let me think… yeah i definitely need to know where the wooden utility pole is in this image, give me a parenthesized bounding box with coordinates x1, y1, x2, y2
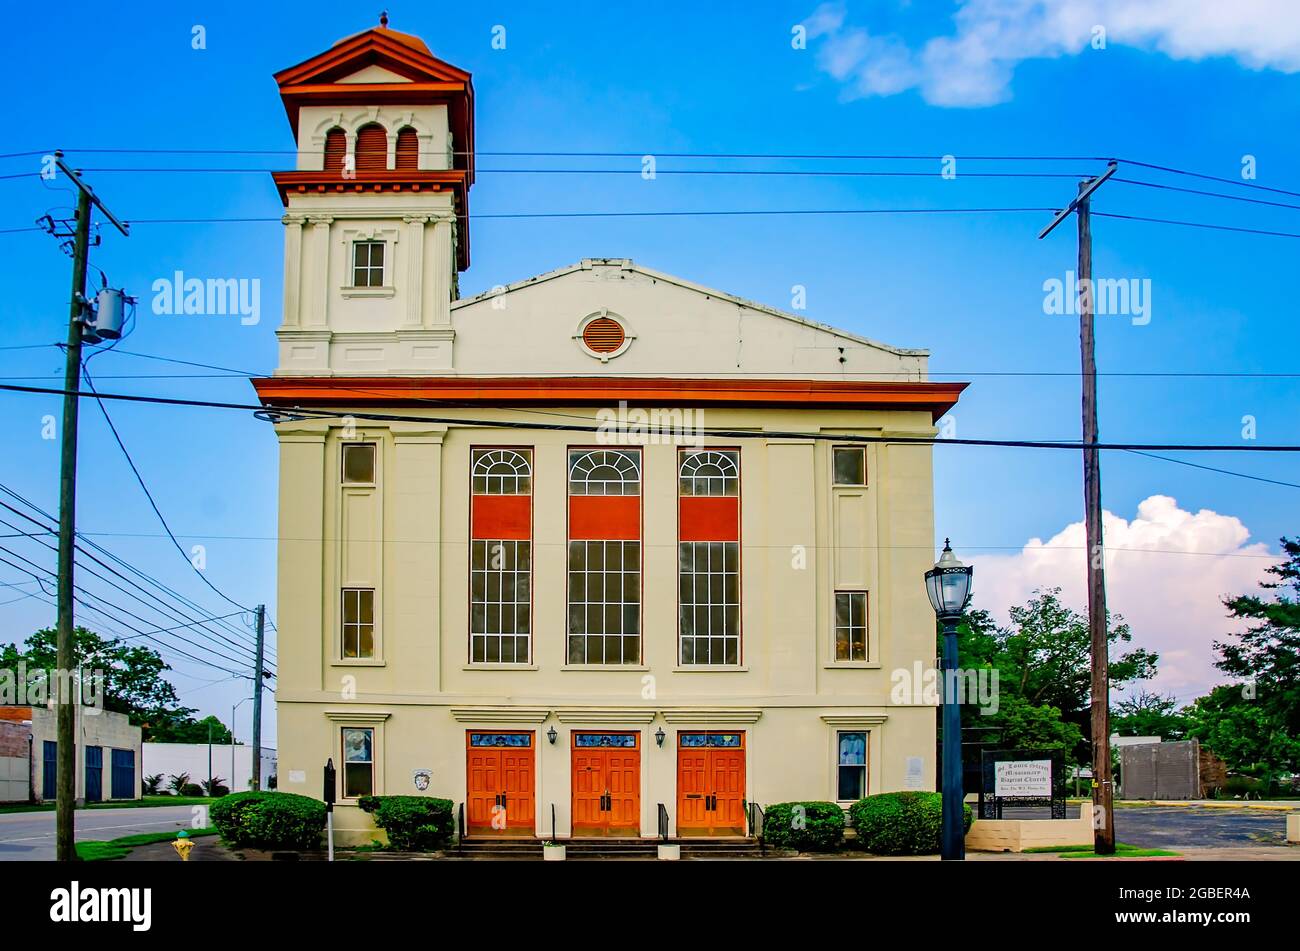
(251, 604, 266, 790)
(48, 153, 129, 861)
(1039, 161, 1117, 854)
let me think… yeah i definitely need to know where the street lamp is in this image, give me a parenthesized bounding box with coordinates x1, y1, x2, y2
(925, 539, 973, 861)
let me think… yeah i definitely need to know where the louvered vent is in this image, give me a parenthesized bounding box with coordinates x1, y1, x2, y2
(323, 128, 346, 172)
(395, 127, 419, 169)
(582, 317, 626, 353)
(355, 123, 388, 171)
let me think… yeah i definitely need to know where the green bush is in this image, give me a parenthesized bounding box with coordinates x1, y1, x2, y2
(849, 791, 973, 856)
(209, 791, 327, 850)
(357, 795, 455, 851)
(761, 801, 845, 852)
(180, 783, 204, 797)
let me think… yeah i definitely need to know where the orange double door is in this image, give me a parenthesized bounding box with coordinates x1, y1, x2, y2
(465, 732, 536, 836)
(676, 733, 746, 836)
(571, 733, 641, 837)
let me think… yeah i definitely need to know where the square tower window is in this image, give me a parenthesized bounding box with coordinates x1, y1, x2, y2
(352, 241, 385, 287)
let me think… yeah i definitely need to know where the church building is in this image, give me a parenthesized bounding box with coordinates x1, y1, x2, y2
(255, 17, 965, 844)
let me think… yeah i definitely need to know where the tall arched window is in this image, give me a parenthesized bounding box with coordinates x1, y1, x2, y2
(323, 127, 346, 172)
(355, 123, 388, 172)
(470, 448, 534, 665)
(395, 126, 419, 170)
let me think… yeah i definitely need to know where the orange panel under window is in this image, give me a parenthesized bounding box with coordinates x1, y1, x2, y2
(569, 495, 640, 540)
(679, 496, 739, 542)
(472, 495, 531, 540)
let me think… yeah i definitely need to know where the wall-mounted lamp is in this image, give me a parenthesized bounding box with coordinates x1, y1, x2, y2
(547, 726, 558, 745)
(655, 727, 666, 748)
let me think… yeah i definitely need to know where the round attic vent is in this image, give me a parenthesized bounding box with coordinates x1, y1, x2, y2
(581, 316, 626, 354)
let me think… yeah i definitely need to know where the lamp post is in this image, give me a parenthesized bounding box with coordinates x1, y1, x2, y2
(925, 539, 973, 861)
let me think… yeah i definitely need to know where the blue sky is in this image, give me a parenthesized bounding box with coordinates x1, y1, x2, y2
(3, 1, 1299, 736)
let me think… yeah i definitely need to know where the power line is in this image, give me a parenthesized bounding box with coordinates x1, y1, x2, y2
(2, 380, 1298, 453)
(0, 479, 275, 663)
(81, 366, 256, 615)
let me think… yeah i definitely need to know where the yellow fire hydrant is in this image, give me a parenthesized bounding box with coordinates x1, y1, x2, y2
(171, 830, 194, 861)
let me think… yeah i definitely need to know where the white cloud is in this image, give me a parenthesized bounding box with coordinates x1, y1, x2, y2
(973, 495, 1274, 704)
(803, 1, 1300, 107)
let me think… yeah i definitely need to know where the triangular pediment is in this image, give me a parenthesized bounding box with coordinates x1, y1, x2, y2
(275, 29, 472, 90)
(338, 64, 412, 84)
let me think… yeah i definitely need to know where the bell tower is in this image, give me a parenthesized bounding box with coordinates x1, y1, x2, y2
(270, 14, 475, 375)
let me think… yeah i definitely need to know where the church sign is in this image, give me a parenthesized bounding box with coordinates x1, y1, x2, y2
(994, 759, 1053, 798)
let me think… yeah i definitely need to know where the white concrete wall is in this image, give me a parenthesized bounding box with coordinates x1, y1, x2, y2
(143, 743, 278, 793)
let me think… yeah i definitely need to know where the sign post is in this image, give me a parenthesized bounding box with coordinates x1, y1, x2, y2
(324, 758, 336, 862)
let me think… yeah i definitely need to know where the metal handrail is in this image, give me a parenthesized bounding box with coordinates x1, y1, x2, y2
(657, 802, 669, 841)
(457, 801, 465, 854)
(747, 801, 765, 854)
(551, 803, 557, 842)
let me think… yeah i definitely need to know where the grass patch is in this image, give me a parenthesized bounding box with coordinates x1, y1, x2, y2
(0, 795, 217, 815)
(1060, 842, 1180, 859)
(75, 827, 219, 862)
(1024, 841, 1180, 857)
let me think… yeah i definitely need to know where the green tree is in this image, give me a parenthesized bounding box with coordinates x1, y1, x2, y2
(1214, 537, 1300, 736)
(0, 626, 203, 741)
(149, 713, 233, 744)
(1184, 685, 1300, 776)
(1112, 690, 1188, 740)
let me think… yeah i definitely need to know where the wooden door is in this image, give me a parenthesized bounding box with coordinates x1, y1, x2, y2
(676, 733, 746, 836)
(710, 747, 746, 834)
(571, 734, 640, 836)
(466, 733, 534, 835)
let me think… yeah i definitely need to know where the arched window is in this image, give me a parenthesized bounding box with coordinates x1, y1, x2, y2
(323, 127, 346, 172)
(568, 449, 641, 496)
(679, 450, 739, 497)
(472, 449, 532, 495)
(395, 126, 419, 170)
(355, 122, 388, 172)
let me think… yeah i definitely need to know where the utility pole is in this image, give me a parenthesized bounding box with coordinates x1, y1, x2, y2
(1039, 161, 1117, 855)
(48, 152, 129, 862)
(251, 604, 266, 791)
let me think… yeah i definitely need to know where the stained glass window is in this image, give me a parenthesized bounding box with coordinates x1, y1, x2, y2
(574, 733, 637, 748)
(469, 733, 532, 747)
(342, 727, 374, 798)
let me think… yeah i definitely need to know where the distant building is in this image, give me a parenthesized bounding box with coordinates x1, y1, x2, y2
(0, 705, 141, 803)
(143, 742, 277, 793)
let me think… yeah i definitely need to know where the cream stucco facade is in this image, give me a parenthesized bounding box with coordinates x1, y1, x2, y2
(261, 23, 962, 845)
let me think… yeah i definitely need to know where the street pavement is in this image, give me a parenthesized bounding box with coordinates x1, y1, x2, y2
(0, 805, 206, 861)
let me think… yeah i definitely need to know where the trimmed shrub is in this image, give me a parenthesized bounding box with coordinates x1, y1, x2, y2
(357, 795, 455, 851)
(180, 783, 204, 797)
(761, 801, 845, 852)
(210, 791, 327, 850)
(849, 791, 973, 856)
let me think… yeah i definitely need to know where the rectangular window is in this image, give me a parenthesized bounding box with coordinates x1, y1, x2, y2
(342, 443, 376, 485)
(471, 449, 533, 664)
(341, 587, 375, 659)
(833, 446, 867, 486)
(678, 449, 740, 665)
(834, 591, 868, 662)
(837, 731, 868, 801)
(341, 727, 374, 798)
(352, 241, 385, 287)
(567, 449, 641, 664)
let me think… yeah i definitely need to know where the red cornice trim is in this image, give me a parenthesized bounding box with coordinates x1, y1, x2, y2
(251, 376, 967, 421)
